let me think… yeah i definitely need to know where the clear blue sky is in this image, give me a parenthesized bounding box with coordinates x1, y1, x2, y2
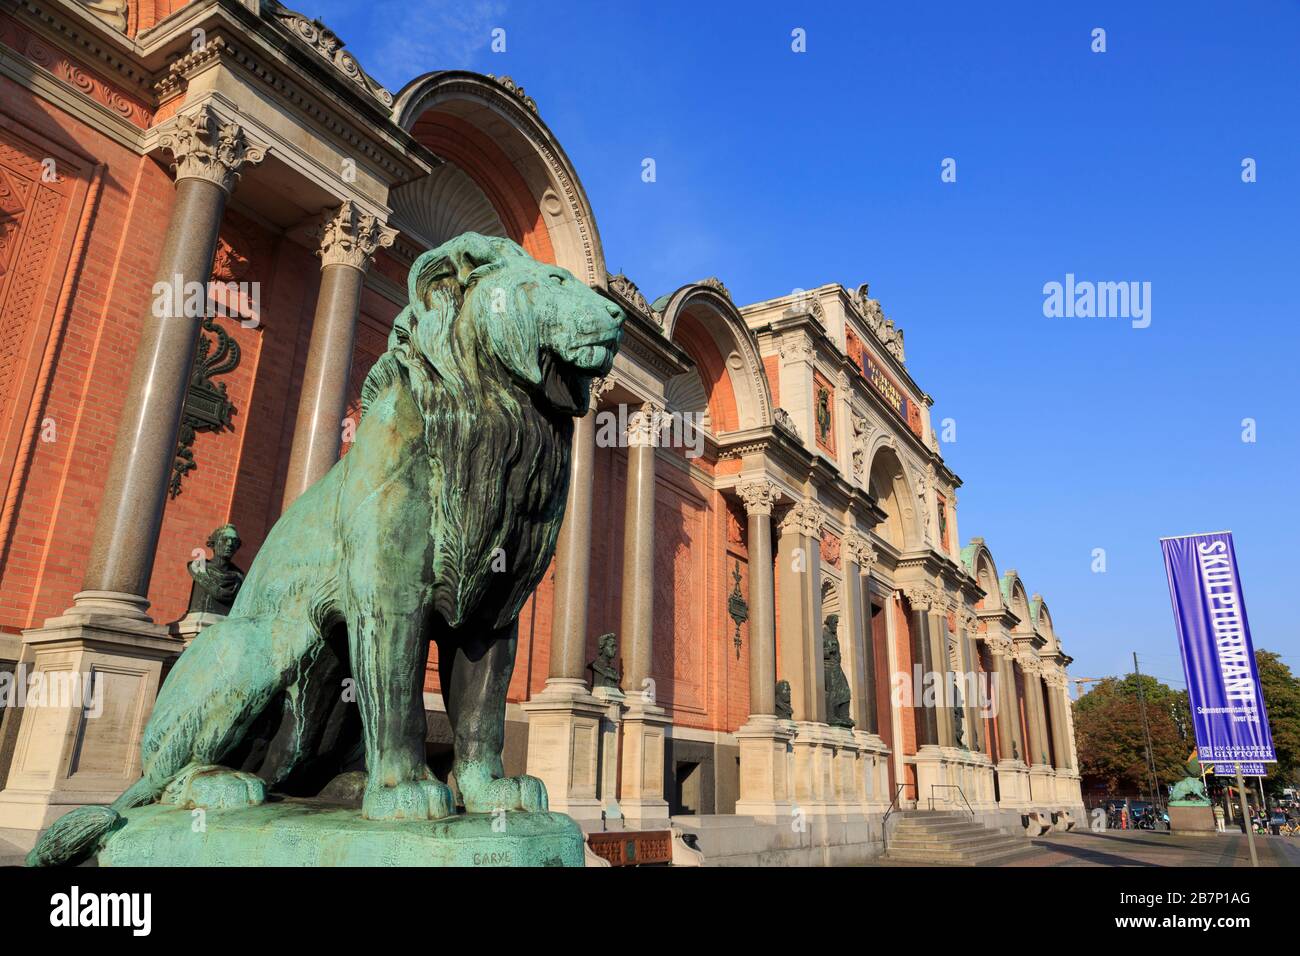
(310, 0, 1299, 688)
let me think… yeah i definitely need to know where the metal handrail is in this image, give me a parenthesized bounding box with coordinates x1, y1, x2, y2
(881, 783, 907, 854)
(928, 784, 975, 818)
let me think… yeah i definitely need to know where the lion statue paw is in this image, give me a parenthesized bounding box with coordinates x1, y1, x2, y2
(458, 770, 549, 814)
(160, 764, 267, 810)
(362, 777, 456, 821)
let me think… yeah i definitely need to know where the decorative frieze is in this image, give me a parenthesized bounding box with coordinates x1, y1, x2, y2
(157, 105, 266, 195)
(737, 478, 782, 517)
(314, 200, 398, 271)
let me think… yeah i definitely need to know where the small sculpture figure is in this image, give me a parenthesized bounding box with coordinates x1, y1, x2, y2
(952, 686, 966, 748)
(587, 633, 622, 691)
(1011, 737, 1020, 761)
(185, 523, 245, 616)
(775, 679, 793, 720)
(822, 615, 854, 729)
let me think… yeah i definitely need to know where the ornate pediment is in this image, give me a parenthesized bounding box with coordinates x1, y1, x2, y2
(608, 273, 662, 327)
(848, 282, 905, 365)
(267, 2, 393, 108)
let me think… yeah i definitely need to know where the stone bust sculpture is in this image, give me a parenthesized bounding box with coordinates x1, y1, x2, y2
(775, 679, 793, 720)
(822, 614, 854, 729)
(587, 632, 621, 691)
(185, 523, 245, 616)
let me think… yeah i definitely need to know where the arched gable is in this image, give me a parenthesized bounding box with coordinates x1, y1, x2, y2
(393, 71, 605, 285)
(657, 284, 773, 433)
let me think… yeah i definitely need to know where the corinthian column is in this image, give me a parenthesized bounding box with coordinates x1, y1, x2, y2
(0, 106, 265, 831)
(1021, 658, 1050, 768)
(738, 478, 781, 716)
(617, 403, 669, 828)
(1044, 669, 1073, 771)
(842, 531, 879, 734)
(620, 403, 662, 704)
(546, 376, 611, 692)
(988, 636, 1018, 762)
(281, 201, 396, 508)
(78, 104, 265, 618)
(733, 477, 795, 818)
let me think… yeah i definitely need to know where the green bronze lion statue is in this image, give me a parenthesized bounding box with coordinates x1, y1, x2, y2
(29, 232, 624, 866)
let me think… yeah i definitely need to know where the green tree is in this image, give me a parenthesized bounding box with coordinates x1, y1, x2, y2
(1074, 674, 1189, 797)
(1256, 650, 1300, 792)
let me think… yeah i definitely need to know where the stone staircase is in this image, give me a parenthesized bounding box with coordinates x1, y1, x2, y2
(884, 811, 1036, 866)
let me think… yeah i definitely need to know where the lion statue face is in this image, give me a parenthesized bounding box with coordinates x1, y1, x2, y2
(399, 233, 624, 415)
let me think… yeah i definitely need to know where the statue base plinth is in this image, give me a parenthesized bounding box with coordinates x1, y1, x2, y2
(1168, 804, 1216, 833)
(96, 801, 585, 867)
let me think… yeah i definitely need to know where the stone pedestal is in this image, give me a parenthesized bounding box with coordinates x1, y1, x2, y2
(791, 721, 837, 814)
(591, 685, 625, 825)
(995, 759, 1031, 808)
(618, 703, 670, 828)
(166, 611, 225, 649)
(0, 601, 182, 830)
(1169, 804, 1216, 833)
(734, 715, 796, 818)
(520, 678, 605, 822)
(1028, 765, 1055, 804)
(912, 745, 948, 809)
(827, 726, 860, 814)
(854, 731, 891, 810)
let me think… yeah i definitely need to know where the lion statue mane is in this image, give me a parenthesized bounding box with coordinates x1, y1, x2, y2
(29, 233, 624, 866)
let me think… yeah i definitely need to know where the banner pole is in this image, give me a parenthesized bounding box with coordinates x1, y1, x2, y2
(1236, 764, 1258, 867)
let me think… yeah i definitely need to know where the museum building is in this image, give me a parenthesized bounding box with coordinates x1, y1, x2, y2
(0, 0, 1085, 863)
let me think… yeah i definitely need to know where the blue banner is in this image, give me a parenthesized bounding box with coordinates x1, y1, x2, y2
(1161, 532, 1275, 765)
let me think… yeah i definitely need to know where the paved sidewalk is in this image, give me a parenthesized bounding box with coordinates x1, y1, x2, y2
(1005, 830, 1299, 867)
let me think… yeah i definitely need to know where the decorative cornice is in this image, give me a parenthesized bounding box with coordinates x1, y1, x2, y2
(737, 478, 783, 517)
(157, 104, 266, 195)
(268, 1, 393, 108)
(486, 74, 537, 114)
(155, 35, 230, 99)
(314, 200, 397, 271)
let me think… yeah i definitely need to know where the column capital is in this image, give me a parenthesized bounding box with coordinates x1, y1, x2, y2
(588, 375, 616, 413)
(737, 477, 783, 517)
(985, 633, 1014, 657)
(626, 402, 667, 447)
(314, 200, 398, 271)
(158, 104, 266, 195)
(841, 529, 877, 573)
(777, 497, 825, 538)
(901, 583, 936, 611)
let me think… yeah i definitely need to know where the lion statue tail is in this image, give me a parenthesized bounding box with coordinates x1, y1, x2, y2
(25, 775, 160, 867)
